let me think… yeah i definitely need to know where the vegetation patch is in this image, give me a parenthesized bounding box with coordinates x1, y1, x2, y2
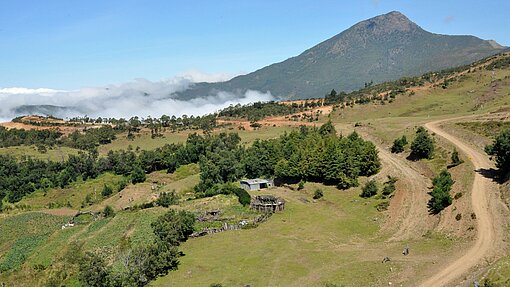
(0, 212, 67, 271)
(457, 121, 510, 138)
(428, 170, 454, 214)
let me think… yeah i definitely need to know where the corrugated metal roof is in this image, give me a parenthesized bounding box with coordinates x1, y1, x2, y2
(240, 178, 271, 185)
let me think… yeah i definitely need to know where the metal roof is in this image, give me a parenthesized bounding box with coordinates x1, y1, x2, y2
(240, 179, 271, 185)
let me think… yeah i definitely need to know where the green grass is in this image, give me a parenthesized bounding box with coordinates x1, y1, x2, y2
(218, 125, 296, 145)
(20, 173, 124, 210)
(0, 145, 80, 161)
(83, 208, 164, 250)
(98, 130, 190, 155)
(153, 184, 391, 286)
(457, 121, 510, 139)
(0, 212, 69, 271)
(28, 225, 85, 268)
(484, 256, 510, 286)
(99, 126, 294, 155)
(330, 69, 510, 125)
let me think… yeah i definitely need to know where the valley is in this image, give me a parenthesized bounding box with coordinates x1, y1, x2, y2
(1, 9, 510, 287)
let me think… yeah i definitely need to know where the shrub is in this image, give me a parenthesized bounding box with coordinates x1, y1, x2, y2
(103, 205, 115, 218)
(151, 209, 196, 246)
(485, 130, 510, 174)
(410, 127, 434, 160)
(101, 184, 113, 197)
(313, 189, 323, 200)
(130, 165, 146, 184)
(360, 180, 378, 198)
(157, 191, 179, 207)
(197, 183, 251, 206)
(428, 170, 454, 214)
(116, 178, 128, 192)
(232, 187, 251, 206)
(382, 176, 398, 196)
(79, 252, 111, 287)
(391, 136, 408, 153)
(376, 201, 389, 211)
(454, 192, 463, 199)
(298, 180, 305, 190)
(450, 148, 463, 167)
(455, 213, 462, 221)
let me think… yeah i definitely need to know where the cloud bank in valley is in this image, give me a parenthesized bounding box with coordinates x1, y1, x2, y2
(0, 72, 274, 122)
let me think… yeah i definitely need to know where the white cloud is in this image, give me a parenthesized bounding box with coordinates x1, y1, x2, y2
(178, 70, 239, 83)
(0, 87, 66, 95)
(0, 72, 273, 121)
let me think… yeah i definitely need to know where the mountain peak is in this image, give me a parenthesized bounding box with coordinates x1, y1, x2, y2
(352, 11, 420, 34)
(177, 12, 504, 101)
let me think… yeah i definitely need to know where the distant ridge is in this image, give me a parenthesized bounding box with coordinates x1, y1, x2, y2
(178, 11, 506, 100)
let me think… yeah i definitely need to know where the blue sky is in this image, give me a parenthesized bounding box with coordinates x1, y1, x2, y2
(1, 0, 509, 89)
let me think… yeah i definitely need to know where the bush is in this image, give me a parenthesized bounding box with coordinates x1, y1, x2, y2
(116, 178, 128, 192)
(298, 180, 305, 190)
(450, 148, 463, 167)
(101, 184, 113, 197)
(197, 183, 251, 206)
(157, 191, 179, 207)
(103, 205, 115, 218)
(428, 170, 454, 214)
(151, 209, 196, 246)
(376, 201, 389, 211)
(455, 213, 462, 221)
(410, 127, 434, 160)
(360, 180, 378, 198)
(313, 189, 323, 200)
(391, 136, 408, 153)
(485, 130, 510, 174)
(130, 165, 146, 184)
(79, 252, 111, 287)
(232, 187, 251, 206)
(382, 176, 398, 196)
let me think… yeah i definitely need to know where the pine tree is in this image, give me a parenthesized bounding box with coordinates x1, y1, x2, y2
(410, 127, 434, 160)
(450, 148, 463, 167)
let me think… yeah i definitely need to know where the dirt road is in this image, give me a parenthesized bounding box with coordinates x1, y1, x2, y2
(376, 144, 433, 240)
(418, 120, 500, 287)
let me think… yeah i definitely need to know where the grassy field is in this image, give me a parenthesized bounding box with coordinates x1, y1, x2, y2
(153, 182, 457, 287)
(0, 212, 69, 272)
(0, 145, 80, 161)
(330, 69, 510, 125)
(99, 125, 295, 155)
(19, 173, 125, 210)
(484, 256, 510, 286)
(456, 121, 510, 139)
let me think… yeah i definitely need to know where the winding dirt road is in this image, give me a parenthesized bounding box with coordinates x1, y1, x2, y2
(418, 120, 500, 287)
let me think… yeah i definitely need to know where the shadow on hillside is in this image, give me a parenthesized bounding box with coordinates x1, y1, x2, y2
(406, 153, 421, 162)
(476, 168, 504, 184)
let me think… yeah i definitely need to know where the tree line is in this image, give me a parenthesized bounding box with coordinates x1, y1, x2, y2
(0, 125, 117, 151)
(194, 121, 381, 194)
(218, 101, 320, 122)
(0, 123, 381, 210)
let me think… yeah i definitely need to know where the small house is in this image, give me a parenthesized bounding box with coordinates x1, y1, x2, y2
(240, 179, 273, 191)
